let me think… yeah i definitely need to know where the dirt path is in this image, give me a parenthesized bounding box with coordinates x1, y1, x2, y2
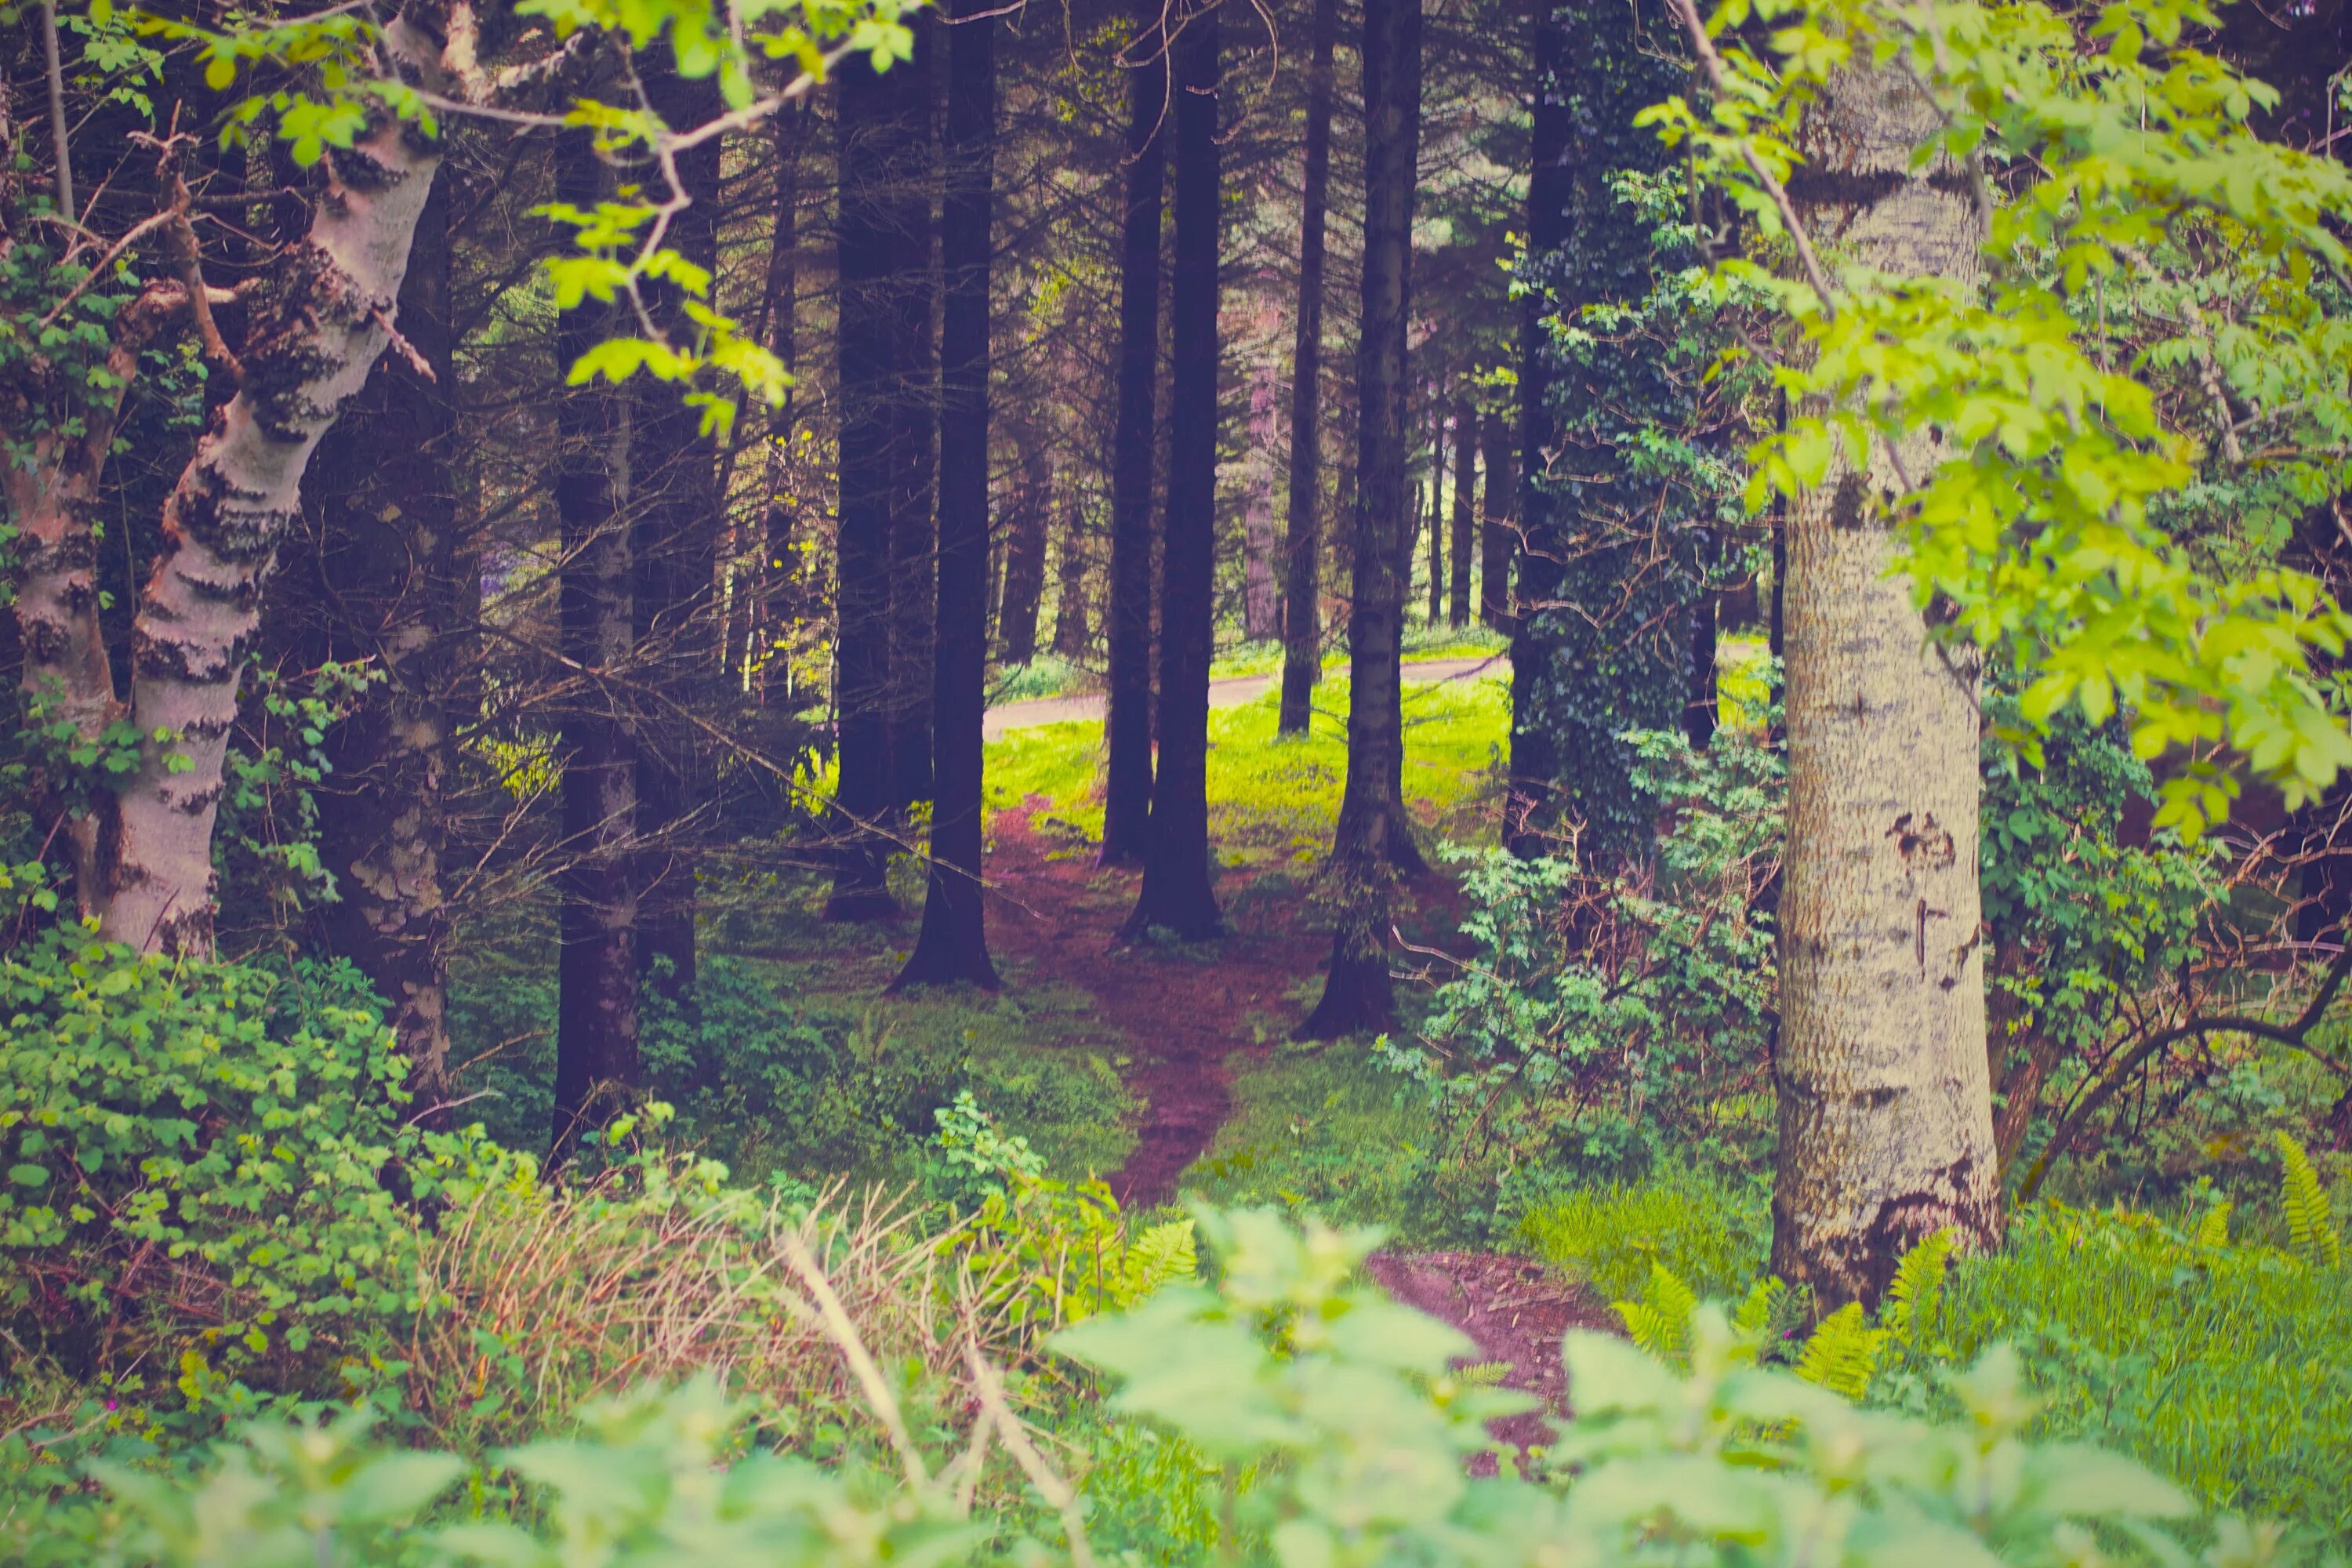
(983, 654, 1508, 739)
(984, 798, 1327, 1207)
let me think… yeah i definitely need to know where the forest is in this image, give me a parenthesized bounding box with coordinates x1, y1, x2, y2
(3, 0, 2352, 1559)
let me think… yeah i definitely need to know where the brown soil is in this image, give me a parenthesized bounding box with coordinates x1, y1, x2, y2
(982, 790, 1617, 1441)
(985, 797, 1327, 1207)
(1363, 1250, 1617, 1471)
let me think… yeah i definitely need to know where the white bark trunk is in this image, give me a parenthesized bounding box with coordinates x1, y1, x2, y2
(1771, 65, 2001, 1308)
(100, 11, 452, 953)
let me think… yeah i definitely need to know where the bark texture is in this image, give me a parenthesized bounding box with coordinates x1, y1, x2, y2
(1275, 0, 1336, 737)
(1479, 406, 1515, 630)
(99, 9, 454, 953)
(1769, 66, 2000, 1309)
(1448, 397, 1475, 627)
(1100, 1, 1167, 866)
(996, 434, 1050, 664)
(1301, 0, 1420, 1036)
(1121, 2, 1222, 940)
(303, 165, 458, 1102)
(898, 0, 999, 989)
(552, 126, 640, 1157)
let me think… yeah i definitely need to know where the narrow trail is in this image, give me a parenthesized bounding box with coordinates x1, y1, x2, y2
(984, 797, 1326, 1207)
(980, 788, 1614, 1455)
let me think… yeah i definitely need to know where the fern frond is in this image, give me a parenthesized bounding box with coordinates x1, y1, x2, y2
(1613, 1261, 1698, 1365)
(1795, 1303, 1886, 1400)
(1880, 1229, 1953, 1348)
(1732, 1276, 1787, 1339)
(2276, 1131, 2343, 1269)
(1116, 1218, 1199, 1307)
(2193, 1200, 2231, 1250)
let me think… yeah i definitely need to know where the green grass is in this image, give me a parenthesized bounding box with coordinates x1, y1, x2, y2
(985, 673, 1513, 862)
(1178, 1034, 1441, 1234)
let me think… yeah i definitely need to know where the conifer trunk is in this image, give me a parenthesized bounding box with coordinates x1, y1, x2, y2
(1276, 0, 1337, 736)
(1301, 0, 1420, 1036)
(898, 0, 999, 989)
(1448, 397, 1475, 627)
(1479, 406, 1515, 630)
(1121, 1, 1222, 940)
(552, 126, 640, 1156)
(1770, 65, 2000, 1309)
(1101, 2, 1167, 866)
(996, 434, 1050, 665)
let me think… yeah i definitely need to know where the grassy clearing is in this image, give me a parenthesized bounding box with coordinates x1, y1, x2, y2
(985, 673, 1512, 860)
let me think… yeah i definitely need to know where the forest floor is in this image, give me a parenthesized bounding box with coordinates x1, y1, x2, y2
(971, 667, 1614, 1444)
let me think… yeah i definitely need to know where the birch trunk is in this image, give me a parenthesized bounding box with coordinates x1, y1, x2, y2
(97, 7, 454, 954)
(1771, 64, 2000, 1308)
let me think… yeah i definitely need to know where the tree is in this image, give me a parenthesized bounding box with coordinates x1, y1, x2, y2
(898, 0, 1001, 990)
(827, 31, 931, 920)
(299, 164, 461, 1106)
(1300, 0, 1421, 1036)
(1100, 0, 1168, 868)
(1276, 0, 1338, 739)
(1120, 0, 1223, 941)
(1479, 405, 1514, 630)
(1448, 395, 1475, 626)
(631, 58, 723, 999)
(552, 124, 641, 1156)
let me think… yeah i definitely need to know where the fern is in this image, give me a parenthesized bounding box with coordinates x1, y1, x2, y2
(1116, 1218, 1199, 1307)
(1795, 1303, 1886, 1399)
(2193, 1198, 2231, 1250)
(1614, 1261, 1699, 1365)
(1732, 1276, 1788, 1340)
(2276, 1131, 2343, 1269)
(1879, 1230, 1953, 1349)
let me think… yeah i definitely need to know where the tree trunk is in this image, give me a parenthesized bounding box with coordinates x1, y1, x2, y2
(827, 36, 928, 920)
(97, 8, 453, 954)
(1479, 406, 1515, 630)
(552, 128, 641, 1160)
(887, 23, 940, 815)
(304, 165, 458, 1106)
(1301, 0, 1420, 1036)
(1685, 547, 1719, 749)
(1425, 428, 1446, 624)
(1448, 397, 1475, 627)
(1100, 0, 1167, 866)
(1241, 365, 1280, 639)
(631, 58, 722, 1000)
(996, 434, 1050, 665)
(1769, 66, 2000, 1310)
(1121, 1, 1223, 941)
(1051, 494, 1094, 659)
(1276, 0, 1337, 737)
(898, 0, 1000, 989)
(758, 102, 805, 702)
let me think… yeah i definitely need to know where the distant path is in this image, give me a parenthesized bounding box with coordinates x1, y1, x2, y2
(983, 655, 1509, 740)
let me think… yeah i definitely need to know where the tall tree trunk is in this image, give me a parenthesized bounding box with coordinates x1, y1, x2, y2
(1276, 0, 1337, 736)
(898, 0, 1000, 989)
(827, 37, 927, 919)
(96, 8, 453, 954)
(553, 129, 640, 1159)
(1684, 543, 1719, 748)
(1301, 0, 1420, 1036)
(1100, 2, 1167, 866)
(305, 165, 458, 1106)
(1770, 65, 2000, 1310)
(887, 25, 940, 815)
(1479, 406, 1515, 630)
(758, 103, 805, 702)
(1425, 430, 1446, 624)
(1051, 495, 1094, 658)
(1448, 397, 1475, 627)
(1241, 365, 1280, 638)
(1121, 1, 1223, 940)
(997, 434, 1050, 664)
(632, 59, 722, 1000)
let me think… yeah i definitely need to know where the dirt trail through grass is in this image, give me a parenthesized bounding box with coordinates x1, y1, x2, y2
(985, 797, 1320, 1206)
(984, 788, 1612, 1454)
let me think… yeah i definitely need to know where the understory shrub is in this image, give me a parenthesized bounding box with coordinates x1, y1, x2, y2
(9, 1204, 2310, 1566)
(0, 931, 521, 1381)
